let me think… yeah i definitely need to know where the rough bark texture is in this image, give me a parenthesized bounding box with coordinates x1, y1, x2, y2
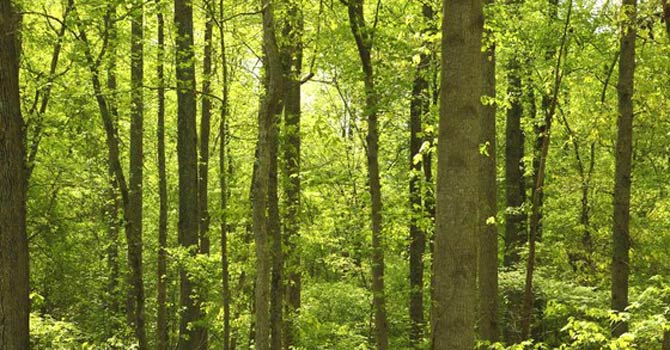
(0, 1, 29, 349)
(431, 0, 483, 348)
(219, 0, 231, 348)
(408, 3, 434, 347)
(342, 1, 389, 348)
(195, 2, 214, 347)
(611, 0, 636, 338)
(156, 4, 169, 349)
(478, 9, 499, 343)
(174, 0, 202, 347)
(281, 3, 303, 349)
(269, 104, 283, 350)
(254, 1, 284, 349)
(503, 58, 526, 268)
(128, 2, 147, 348)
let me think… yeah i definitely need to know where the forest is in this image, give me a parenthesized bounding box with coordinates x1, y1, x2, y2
(0, 0, 669, 348)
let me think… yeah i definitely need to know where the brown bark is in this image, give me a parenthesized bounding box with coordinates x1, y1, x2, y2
(156, 3, 169, 349)
(269, 103, 282, 350)
(218, 0, 231, 348)
(254, 0, 284, 349)
(280, 2, 303, 348)
(0, 1, 29, 349)
(430, 0, 483, 348)
(174, 0, 202, 347)
(341, 1, 389, 348)
(611, 0, 636, 338)
(408, 3, 434, 347)
(478, 4, 500, 342)
(503, 58, 526, 268)
(128, 2, 147, 348)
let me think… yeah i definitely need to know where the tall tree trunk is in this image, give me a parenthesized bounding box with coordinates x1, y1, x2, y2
(156, 3, 169, 349)
(106, 164, 121, 333)
(218, 0, 231, 348)
(520, 0, 572, 339)
(478, 4, 499, 343)
(342, 1, 389, 348)
(280, 2, 303, 349)
(174, 0, 202, 347)
(269, 103, 282, 350)
(503, 58, 526, 268)
(408, 3, 434, 347)
(611, 0, 636, 337)
(254, 1, 284, 349)
(195, 1, 215, 348)
(0, 1, 29, 349)
(128, 2, 147, 348)
(431, 0, 483, 348)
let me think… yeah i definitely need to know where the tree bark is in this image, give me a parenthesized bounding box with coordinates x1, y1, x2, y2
(218, 0, 231, 348)
(431, 0, 483, 348)
(342, 1, 389, 348)
(503, 58, 526, 268)
(156, 3, 169, 349)
(174, 0, 202, 347)
(611, 0, 636, 338)
(0, 1, 29, 349)
(254, 1, 284, 349)
(128, 2, 147, 348)
(408, 3, 434, 347)
(478, 4, 500, 343)
(280, 2, 303, 348)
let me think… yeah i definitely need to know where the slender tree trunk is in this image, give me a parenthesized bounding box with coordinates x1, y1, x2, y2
(342, 1, 389, 348)
(218, 0, 231, 349)
(174, 0, 202, 347)
(254, 1, 284, 349)
(106, 164, 121, 332)
(195, 2, 215, 348)
(503, 58, 526, 268)
(128, 2, 147, 348)
(269, 104, 283, 350)
(0, 1, 29, 349)
(280, 2, 303, 348)
(478, 4, 499, 343)
(611, 0, 636, 337)
(520, 0, 572, 339)
(408, 4, 434, 347)
(156, 3, 169, 349)
(431, 0, 483, 348)
(26, 0, 73, 180)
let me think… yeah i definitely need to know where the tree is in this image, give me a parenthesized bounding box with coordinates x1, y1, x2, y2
(478, 0, 500, 342)
(156, 1, 169, 348)
(253, 0, 284, 348)
(611, 0, 636, 337)
(0, 0, 29, 349)
(174, 0, 202, 347)
(128, 1, 147, 347)
(408, 2, 434, 347)
(280, 1, 304, 349)
(341, 1, 389, 348)
(431, 0, 483, 348)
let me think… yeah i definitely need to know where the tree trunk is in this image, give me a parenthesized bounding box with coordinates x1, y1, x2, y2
(342, 1, 389, 348)
(408, 3, 434, 347)
(156, 3, 169, 349)
(0, 1, 29, 349)
(431, 0, 483, 348)
(219, 0, 231, 349)
(128, 2, 147, 348)
(611, 0, 636, 337)
(174, 0, 202, 347)
(254, 1, 284, 349)
(280, 3, 303, 349)
(503, 58, 526, 268)
(478, 5, 499, 343)
(520, 0, 572, 339)
(269, 105, 283, 350)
